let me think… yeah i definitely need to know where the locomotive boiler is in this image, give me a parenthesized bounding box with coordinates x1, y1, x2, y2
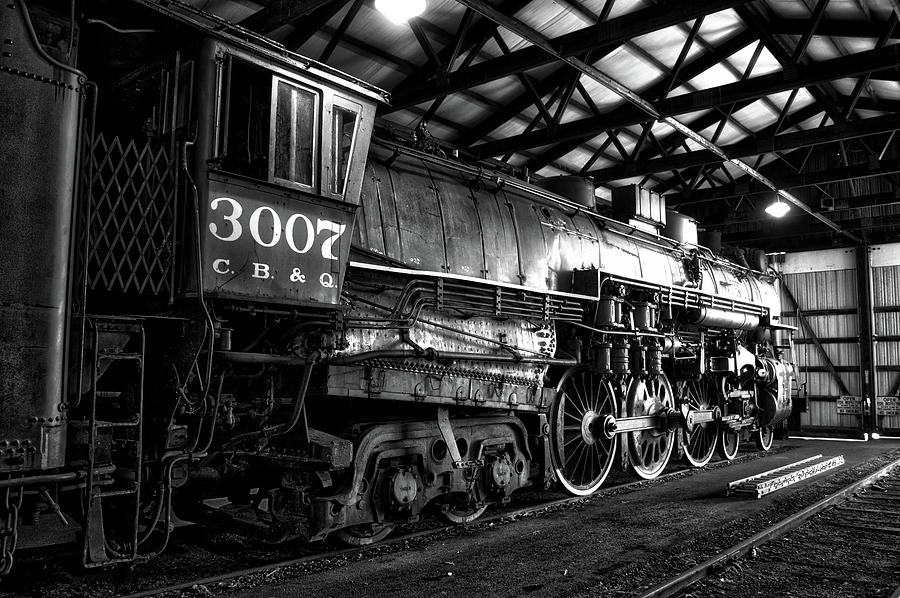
(0, 0, 794, 573)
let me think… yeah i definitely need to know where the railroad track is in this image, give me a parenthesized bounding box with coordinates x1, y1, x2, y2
(637, 454, 900, 598)
(117, 462, 726, 598)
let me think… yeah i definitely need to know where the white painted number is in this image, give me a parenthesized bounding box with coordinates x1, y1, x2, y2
(285, 213, 315, 254)
(209, 197, 242, 242)
(317, 219, 347, 260)
(249, 206, 282, 248)
(208, 197, 346, 260)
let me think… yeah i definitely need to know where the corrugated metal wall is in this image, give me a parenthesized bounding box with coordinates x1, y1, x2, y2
(872, 244, 900, 433)
(780, 248, 861, 433)
(779, 243, 900, 435)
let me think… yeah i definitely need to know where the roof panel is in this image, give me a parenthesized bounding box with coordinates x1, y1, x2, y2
(601, 47, 666, 92)
(630, 25, 693, 71)
(696, 8, 745, 45)
(727, 43, 781, 77)
(682, 60, 739, 91)
(605, 0, 647, 20)
(518, 1, 589, 39)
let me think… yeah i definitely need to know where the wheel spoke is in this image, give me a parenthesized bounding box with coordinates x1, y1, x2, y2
(627, 373, 674, 479)
(550, 367, 617, 495)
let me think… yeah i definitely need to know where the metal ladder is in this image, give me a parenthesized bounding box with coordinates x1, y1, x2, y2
(726, 454, 844, 499)
(82, 316, 145, 568)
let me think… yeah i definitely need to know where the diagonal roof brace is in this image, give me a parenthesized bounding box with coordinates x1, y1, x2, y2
(451, 0, 860, 244)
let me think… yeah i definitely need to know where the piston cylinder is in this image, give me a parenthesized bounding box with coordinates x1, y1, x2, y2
(632, 301, 657, 331)
(611, 340, 630, 374)
(646, 341, 662, 376)
(629, 340, 646, 375)
(592, 342, 612, 374)
(596, 295, 623, 327)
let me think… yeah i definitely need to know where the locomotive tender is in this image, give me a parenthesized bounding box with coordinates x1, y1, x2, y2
(0, 0, 794, 572)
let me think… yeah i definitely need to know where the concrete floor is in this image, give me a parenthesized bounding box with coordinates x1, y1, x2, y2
(221, 437, 900, 598)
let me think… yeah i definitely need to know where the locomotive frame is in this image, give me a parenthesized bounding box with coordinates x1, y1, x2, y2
(0, 0, 795, 574)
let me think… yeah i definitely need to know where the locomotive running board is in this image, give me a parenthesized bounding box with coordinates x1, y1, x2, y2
(726, 454, 845, 499)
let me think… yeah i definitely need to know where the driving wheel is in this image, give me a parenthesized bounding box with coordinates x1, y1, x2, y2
(625, 373, 675, 480)
(549, 366, 617, 495)
(678, 376, 718, 468)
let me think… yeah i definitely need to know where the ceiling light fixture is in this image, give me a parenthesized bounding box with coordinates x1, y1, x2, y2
(765, 194, 791, 218)
(375, 0, 426, 24)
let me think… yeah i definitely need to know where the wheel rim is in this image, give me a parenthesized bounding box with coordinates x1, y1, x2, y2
(438, 495, 489, 524)
(549, 366, 617, 495)
(717, 426, 740, 460)
(754, 426, 774, 451)
(678, 377, 718, 468)
(335, 522, 395, 546)
(626, 373, 675, 480)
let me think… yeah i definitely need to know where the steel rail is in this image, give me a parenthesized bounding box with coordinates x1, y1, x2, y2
(451, 0, 860, 243)
(114, 459, 751, 598)
(636, 453, 900, 598)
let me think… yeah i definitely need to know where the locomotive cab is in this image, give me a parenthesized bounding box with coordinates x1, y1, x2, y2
(184, 39, 378, 307)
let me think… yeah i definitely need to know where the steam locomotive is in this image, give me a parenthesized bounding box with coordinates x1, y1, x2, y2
(0, 0, 794, 573)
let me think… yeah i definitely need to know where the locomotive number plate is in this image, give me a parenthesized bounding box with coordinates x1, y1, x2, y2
(877, 396, 900, 417)
(836, 395, 862, 415)
(202, 175, 355, 305)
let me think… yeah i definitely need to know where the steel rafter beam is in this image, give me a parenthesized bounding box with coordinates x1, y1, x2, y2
(528, 29, 758, 173)
(469, 41, 900, 159)
(685, 190, 900, 226)
(452, 0, 856, 241)
(386, 0, 532, 113)
(238, 0, 334, 34)
(318, 0, 363, 63)
(671, 158, 900, 205)
(590, 112, 900, 182)
(735, 5, 848, 127)
(282, 0, 351, 50)
(389, 0, 755, 112)
(769, 17, 900, 40)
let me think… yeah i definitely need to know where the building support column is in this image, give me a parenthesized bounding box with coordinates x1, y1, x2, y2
(856, 244, 878, 436)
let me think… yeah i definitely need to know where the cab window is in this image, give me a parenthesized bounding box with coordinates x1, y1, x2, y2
(330, 104, 358, 195)
(272, 78, 317, 189)
(218, 56, 362, 200)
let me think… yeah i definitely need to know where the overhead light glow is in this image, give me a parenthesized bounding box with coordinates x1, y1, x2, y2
(375, 0, 426, 24)
(765, 196, 790, 218)
(872, 432, 881, 440)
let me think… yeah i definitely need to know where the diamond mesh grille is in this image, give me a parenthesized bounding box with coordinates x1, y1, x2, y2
(82, 134, 176, 295)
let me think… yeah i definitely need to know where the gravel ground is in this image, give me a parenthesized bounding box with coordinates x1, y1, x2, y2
(672, 468, 900, 598)
(1, 440, 898, 598)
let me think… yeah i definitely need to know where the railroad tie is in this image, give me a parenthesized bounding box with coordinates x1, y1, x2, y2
(726, 454, 845, 499)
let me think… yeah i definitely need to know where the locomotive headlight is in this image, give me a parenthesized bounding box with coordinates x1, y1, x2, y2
(765, 195, 791, 218)
(375, 0, 426, 23)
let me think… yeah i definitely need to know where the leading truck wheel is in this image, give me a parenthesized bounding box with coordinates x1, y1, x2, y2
(437, 495, 489, 524)
(626, 373, 675, 479)
(754, 426, 774, 451)
(549, 366, 617, 495)
(335, 522, 395, 546)
(717, 426, 740, 460)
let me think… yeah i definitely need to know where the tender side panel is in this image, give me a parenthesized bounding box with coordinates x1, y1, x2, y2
(0, 3, 81, 471)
